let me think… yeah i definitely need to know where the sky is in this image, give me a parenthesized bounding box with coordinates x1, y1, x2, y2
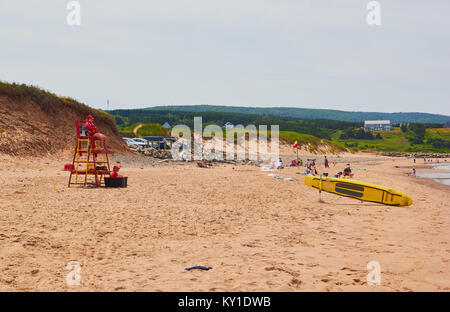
(1, 0, 449, 115)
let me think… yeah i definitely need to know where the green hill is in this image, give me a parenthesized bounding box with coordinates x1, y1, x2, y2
(109, 108, 361, 140)
(121, 122, 168, 137)
(331, 128, 450, 153)
(110, 107, 450, 153)
(144, 105, 449, 124)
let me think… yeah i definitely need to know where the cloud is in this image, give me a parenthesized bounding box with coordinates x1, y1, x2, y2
(0, 0, 449, 114)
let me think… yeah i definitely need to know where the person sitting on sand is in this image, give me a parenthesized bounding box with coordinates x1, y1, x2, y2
(304, 162, 311, 174)
(85, 115, 107, 151)
(110, 165, 122, 178)
(277, 158, 283, 169)
(290, 160, 297, 167)
(333, 171, 343, 178)
(197, 160, 208, 168)
(343, 164, 352, 177)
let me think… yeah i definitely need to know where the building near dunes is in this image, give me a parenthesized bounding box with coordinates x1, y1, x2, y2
(364, 120, 392, 131)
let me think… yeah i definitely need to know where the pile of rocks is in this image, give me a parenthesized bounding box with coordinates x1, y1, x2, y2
(129, 146, 172, 159)
(409, 152, 450, 159)
(129, 145, 284, 167)
(381, 152, 404, 157)
(382, 152, 450, 158)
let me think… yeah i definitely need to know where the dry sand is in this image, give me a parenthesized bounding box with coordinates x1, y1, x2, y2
(0, 153, 448, 291)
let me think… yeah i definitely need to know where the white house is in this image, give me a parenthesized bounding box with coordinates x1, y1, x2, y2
(224, 122, 234, 129)
(364, 120, 392, 131)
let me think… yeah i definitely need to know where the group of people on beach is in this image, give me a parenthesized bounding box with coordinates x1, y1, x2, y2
(283, 156, 352, 179)
(422, 158, 447, 163)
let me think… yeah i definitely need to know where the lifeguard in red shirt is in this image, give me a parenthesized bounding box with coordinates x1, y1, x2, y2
(85, 115, 107, 151)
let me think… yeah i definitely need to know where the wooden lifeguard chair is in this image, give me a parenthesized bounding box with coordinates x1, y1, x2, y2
(67, 120, 112, 187)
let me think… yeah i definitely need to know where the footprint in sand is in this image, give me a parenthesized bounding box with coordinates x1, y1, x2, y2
(289, 278, 302, 288)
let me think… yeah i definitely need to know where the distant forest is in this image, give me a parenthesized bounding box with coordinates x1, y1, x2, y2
(108, 109, 363, 140)
(144, 105, 449, 124)
(108, 108, 450, 153)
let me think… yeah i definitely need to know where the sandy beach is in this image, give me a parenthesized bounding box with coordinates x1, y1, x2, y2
(0, 152, 448, 292)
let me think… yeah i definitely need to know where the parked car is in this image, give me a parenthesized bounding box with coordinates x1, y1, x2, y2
(122, 137, 133, 145)
(141, 136, 174, 149)
(123, 138, 147, 147)
(132, 138, 148, 146)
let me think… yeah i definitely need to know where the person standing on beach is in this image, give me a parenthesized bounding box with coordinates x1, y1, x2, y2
(324, 156, 329, 168)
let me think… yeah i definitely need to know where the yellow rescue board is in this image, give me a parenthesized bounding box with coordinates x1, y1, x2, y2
(304, 176, 413, 206)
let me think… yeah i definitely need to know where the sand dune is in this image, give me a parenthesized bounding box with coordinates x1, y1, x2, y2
(0, 153, 448, 291)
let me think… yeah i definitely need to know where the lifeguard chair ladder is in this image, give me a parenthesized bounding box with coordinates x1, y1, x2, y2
(68, 120, 111, 187)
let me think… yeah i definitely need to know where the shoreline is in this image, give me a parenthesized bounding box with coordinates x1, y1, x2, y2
(392, 161, 450, 187)
(416, 163, 450, 187)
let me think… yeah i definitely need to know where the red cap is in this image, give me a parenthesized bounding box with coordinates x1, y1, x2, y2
(87, 115, 94, 120)
(113, 165, 120, 170)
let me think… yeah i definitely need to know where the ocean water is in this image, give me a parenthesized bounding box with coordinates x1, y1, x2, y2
(431, 163, 450, 170)
(417, 163, 450, 186)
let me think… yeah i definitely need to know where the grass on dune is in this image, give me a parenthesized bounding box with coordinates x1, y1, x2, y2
(280, 131, 347, 153)
(0, 81, 117, 132)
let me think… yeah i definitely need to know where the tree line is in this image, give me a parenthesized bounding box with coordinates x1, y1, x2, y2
(109, 109, 362, 140)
